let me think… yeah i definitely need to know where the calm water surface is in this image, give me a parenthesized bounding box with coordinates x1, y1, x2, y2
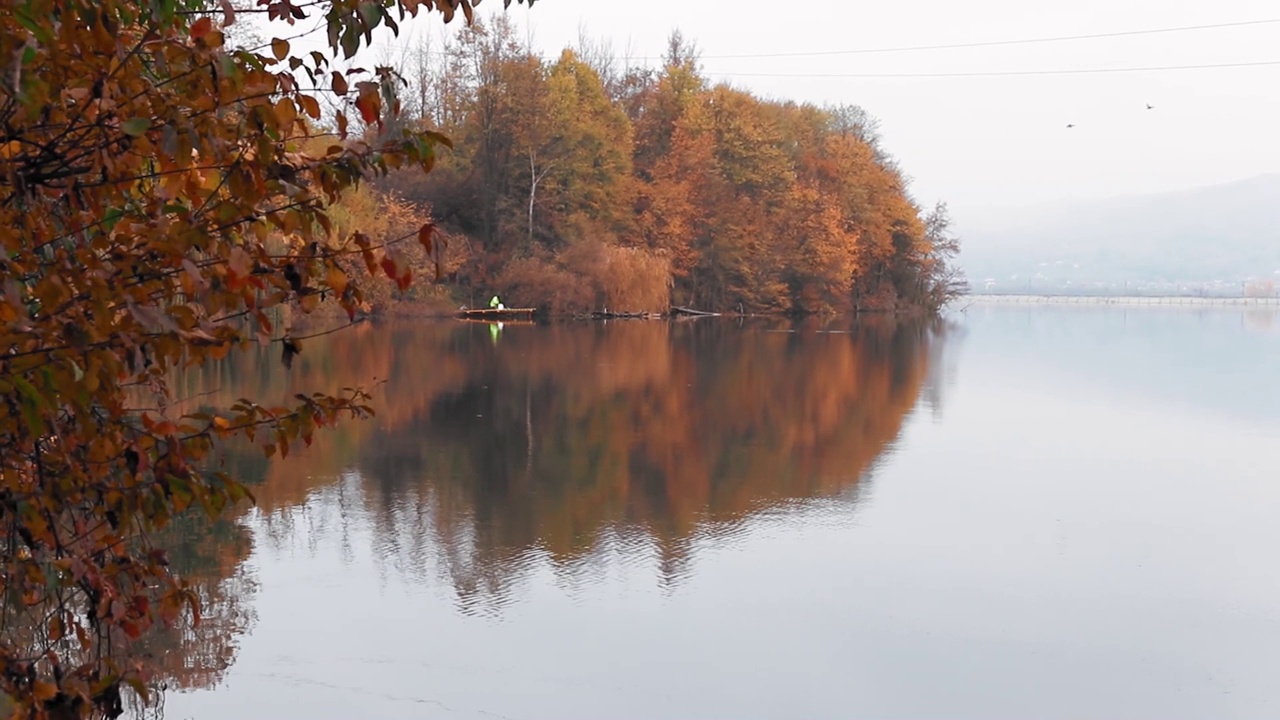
(162, 305, 1280, 720)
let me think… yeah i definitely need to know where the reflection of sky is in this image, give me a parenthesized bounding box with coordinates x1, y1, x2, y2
(960, 304, 1280, 427)
(166, 308, 1280, 720)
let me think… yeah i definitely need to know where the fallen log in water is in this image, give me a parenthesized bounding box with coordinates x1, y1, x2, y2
(669, 306, 720, 317)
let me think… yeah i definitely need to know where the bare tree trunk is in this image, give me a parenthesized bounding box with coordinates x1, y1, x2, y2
(528, 154, 553, 243)
(528, 151, 537, 243)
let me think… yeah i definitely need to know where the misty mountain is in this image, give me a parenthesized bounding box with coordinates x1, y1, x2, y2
(958, 175, 1280, 292)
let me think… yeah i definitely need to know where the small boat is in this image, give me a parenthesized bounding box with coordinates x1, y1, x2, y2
(456, 307, 537, 321)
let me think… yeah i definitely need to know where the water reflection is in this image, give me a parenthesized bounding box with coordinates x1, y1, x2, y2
(186, 318, 943, 617)
(98, 317, 946, 718)
(140, 514, 257, 692)
(155, 306, 1280, 720)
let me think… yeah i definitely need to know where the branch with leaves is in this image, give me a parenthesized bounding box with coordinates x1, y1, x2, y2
(0, 0, 532, 716)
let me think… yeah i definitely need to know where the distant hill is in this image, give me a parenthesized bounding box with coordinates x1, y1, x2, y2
(959, 175, 1280, 294)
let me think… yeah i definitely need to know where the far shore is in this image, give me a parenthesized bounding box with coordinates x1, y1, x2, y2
(963, 294, 1280, 307)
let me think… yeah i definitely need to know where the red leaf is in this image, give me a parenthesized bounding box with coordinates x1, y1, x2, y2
(355, 91, 380, 126)
(190, 16, 213, 40)
(380, 256, 397, 281)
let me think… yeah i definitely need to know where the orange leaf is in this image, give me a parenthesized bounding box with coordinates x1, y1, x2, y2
(190, 16, 213, 40)
(298, 94, 321, 120)
(326, 265, 348, 295)
(32, 681, 57, 702)
(274, 97, 297, 128)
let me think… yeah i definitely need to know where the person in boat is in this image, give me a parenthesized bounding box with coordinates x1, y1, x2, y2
(489, 295, 505, 311)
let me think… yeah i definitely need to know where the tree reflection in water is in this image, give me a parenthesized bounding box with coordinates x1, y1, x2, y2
(137, 317, 948, 700)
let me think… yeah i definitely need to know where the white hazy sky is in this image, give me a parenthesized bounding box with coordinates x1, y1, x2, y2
(369, 0, 1280, 229)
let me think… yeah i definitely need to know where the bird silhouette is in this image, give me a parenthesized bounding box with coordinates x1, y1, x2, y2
(1146, 104, 1155, 110)
(1066, 123, 1075, 128)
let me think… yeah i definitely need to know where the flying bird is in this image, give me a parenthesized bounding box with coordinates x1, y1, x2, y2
(1066, 123, 1075, 128)
(1146, 104, 1155, 110)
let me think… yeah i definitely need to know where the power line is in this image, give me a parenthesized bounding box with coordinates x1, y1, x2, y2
(418, 17, 1278, 62)
(702, 59, 1280, 79)
(361, 16, 1280, 77)
(694, 18, 1280, 60)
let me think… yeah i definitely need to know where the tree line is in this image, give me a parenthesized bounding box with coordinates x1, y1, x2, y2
(359, 20, 967, 315)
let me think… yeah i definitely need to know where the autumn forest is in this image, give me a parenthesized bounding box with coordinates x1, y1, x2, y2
(345, 19, 966, 315)
(0, 0, 965, 715)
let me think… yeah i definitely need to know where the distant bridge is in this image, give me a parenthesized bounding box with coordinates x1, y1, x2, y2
(964, 294, 1280, 307)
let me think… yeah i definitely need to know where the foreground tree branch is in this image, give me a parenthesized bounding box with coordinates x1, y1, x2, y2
(0, 0, 533, 716)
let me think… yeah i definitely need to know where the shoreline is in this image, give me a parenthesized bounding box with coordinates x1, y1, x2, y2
(963, 294, 1280, 307)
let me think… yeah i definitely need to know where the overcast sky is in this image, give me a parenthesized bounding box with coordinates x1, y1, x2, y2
(370, 0, 1280, 229)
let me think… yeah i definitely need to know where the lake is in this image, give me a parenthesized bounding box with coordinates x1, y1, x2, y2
(158, 304, 1280, 720)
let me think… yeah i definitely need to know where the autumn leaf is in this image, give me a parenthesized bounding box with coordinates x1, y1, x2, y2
(355, 87, 381, 125)
(275, 97, 297, 128)
(326, 265, 348, 294)
(298, 94, 322, 120)
(189, 16, 213, 40)
(31, 682, 56, 703)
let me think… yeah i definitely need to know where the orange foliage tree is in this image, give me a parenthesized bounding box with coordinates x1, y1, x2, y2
(384, 26, 965, 315)
(0, 0, 532, 716)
